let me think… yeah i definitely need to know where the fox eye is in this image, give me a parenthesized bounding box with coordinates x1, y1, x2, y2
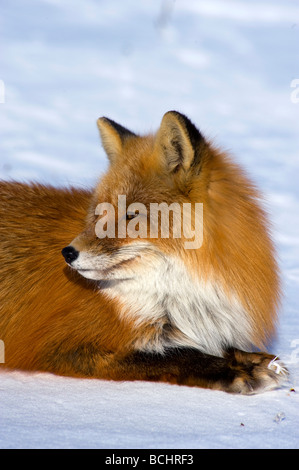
(126, 212, 137, 221)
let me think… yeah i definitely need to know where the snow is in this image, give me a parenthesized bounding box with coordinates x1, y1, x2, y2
(0, 371, 298, 449)
(0, 0, 299, 449)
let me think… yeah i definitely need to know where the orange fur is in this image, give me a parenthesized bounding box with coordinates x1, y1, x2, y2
(0, 111, 283, 393)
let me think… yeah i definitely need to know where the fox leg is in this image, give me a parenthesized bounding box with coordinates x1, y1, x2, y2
(41, 345, 288, 394)
(107, 347, 288, 394)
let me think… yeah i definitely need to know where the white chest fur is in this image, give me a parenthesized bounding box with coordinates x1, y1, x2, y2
(102, 255, 253, 356)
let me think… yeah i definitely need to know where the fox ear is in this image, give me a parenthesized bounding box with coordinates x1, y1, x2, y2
(156, 111, 204, 173)
(97, 117, 136, 164)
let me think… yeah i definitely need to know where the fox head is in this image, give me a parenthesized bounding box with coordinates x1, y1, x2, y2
(62, 111, 280, 354)
(62, 111, 207, 280)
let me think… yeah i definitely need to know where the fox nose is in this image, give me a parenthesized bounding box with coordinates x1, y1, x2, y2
(61, 246, 79, 264)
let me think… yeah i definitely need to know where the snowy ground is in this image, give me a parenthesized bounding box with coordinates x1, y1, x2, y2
(0, 0, 299, 449)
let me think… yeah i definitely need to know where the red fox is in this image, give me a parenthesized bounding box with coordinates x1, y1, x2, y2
(0, 111, 288, 393)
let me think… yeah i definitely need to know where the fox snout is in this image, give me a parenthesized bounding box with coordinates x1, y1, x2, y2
(61, 246, 79, 265)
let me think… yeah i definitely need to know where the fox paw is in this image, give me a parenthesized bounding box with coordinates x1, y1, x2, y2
(228, 353, 289, 395)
